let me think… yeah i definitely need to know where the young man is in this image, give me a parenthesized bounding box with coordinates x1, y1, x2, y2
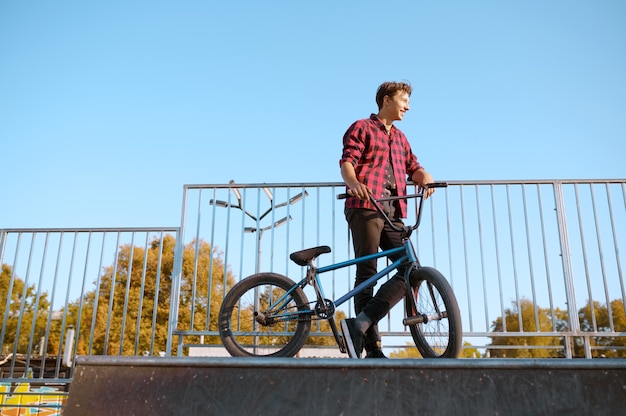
(339, 81, 435, 358)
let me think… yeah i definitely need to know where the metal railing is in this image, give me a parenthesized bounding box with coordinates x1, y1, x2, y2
(169, 179, 626, 359)
(0, 227, 178, 412)
(1, 179, 625, 409)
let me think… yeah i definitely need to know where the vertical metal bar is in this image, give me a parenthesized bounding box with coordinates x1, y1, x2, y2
(590, 184, 614, 331)
(430, 193, 437, 268)
(88, 232, 107, 355)
(554, 181, 579, 358)
(56, 232, 78, 371)
(284, 188, 292, 280)
(119, 232, 136, 355)
(575, 184, 596, 333)
(168, 186, 189, 356)
(209, 187, 219, 310)
(235, 188, 246, 336)
(134, 232, 150, 355)
(506, 185, 523, 331)
(0, 229, 11, 359)
(203, 190, 215, 335)
(268, 186, 277, 273)
(459, 185, 473, 331)
(13, 233, 35, 362)
(331, 185, 338, 303)
(300, 186, 307, 273)
(254, 188, 262, 274)
(606, 183, 625, 307)
(269, 187, 278, 268)
(190, 190, 204, 331)
(42, 232, 63, 376)
(104, 232, 121, 355)
(445, 185, 454, 289)
(28, 232, 50, 378)
(0, 229, 6, 264)
(475, 185, 490, 331)
(314, 187, 323, 334)
(536, 185, 557, 329)
(150, 231, 166, 356)
(522, 185, 540, 331)
(72, 231, 92, 370)
(491, 185, 506, 332)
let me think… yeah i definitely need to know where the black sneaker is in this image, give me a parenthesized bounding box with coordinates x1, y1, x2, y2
(341, 318, 364, 359)
(365, 350, 388, 359)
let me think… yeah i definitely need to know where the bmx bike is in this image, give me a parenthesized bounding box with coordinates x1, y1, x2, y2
(218, 182, 462, 358)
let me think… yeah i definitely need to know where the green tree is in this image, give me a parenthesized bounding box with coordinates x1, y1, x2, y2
(488, 298, 565, 358)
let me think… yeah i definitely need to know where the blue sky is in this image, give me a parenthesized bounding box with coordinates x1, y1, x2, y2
(1, 1, 624, 229)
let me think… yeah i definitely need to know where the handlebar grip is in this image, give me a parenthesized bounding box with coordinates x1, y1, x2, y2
(423, 182, 448, 189)
(338, 183, 447, 199)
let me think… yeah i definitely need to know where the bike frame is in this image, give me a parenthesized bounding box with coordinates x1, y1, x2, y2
(266, 220, 424, 321)
(265, 242, 419, 325)
(313, 239, 417, 308)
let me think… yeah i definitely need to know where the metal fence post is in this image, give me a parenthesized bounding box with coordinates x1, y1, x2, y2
(553, 181, 580, 358)
(166, 187, 188, 357)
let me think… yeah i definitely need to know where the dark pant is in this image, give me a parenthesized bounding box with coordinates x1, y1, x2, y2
(345, 206, 408, 351)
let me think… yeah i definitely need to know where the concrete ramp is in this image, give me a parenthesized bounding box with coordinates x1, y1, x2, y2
(65, 356, 626, 415)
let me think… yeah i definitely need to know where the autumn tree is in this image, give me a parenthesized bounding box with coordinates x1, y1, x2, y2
(303, 309, 348, 347)
(488, 298, 566, 358)
(0, 263, 50, 355)
(51, 235, 236, 356)
(575, 299, 626, 358)
(390, 340, 477, 358)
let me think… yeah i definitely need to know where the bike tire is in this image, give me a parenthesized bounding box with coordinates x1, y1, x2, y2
(405, 267, 462, 358)
(219, 272, 311, 357)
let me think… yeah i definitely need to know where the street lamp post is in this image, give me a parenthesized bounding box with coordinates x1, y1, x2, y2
(209, 182, 307, 273)
(244, 215, 291, 273)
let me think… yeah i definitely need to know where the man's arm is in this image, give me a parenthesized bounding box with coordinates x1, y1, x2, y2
(341, 162, 370, 200)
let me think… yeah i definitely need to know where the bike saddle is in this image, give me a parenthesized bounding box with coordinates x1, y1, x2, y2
(289, 246, 331, 266)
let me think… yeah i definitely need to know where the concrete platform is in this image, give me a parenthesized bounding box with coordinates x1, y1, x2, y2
(65, 356, 626, 415)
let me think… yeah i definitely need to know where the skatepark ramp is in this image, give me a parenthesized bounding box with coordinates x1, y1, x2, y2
(65, 356, 626, 415)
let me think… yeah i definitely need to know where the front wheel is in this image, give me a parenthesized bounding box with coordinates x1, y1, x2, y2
(405, 267, 462, 358)
(219, 272, 311, 357)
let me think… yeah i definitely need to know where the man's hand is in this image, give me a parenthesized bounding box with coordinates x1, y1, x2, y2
(347, 182, 371, 200)
(412, 169, 435, 199)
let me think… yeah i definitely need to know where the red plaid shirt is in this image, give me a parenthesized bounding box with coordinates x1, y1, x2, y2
(340, 114, 422, 218)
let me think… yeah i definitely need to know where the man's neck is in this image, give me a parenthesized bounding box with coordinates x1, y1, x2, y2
(376, 112, 394, 132)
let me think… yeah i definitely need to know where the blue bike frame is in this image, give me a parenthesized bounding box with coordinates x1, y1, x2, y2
(268, 238, 419, 317)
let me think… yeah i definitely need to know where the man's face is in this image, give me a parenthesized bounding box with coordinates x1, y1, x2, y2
(385, 92, 410, 121)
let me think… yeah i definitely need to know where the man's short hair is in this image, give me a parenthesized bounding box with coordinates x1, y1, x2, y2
(376, 81, 412, 110)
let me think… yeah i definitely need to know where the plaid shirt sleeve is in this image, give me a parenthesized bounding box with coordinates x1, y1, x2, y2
(340, 114, 422, 218)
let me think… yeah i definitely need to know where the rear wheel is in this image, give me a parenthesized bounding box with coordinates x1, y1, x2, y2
(405, 267, 462, 358)
(219, 272, 311, 357)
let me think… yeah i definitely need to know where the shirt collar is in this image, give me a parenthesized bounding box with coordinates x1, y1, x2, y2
(370, 113, 395, 135)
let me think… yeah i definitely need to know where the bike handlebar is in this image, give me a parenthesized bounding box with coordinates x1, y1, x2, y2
(337, 182, 448, 236)
(336, 182, 448, 200)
